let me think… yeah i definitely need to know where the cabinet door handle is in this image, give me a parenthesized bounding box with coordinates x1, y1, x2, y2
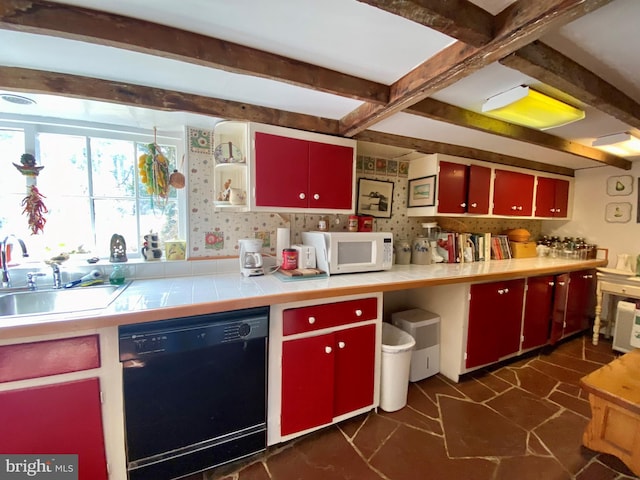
(498, 289, 504, 294)
(550, 208, 556, 213)
(548, 281, 555, 286)
(338, 341, 346, 349)
(470, 202, 477, 208)
(325, 346, 332, 354)
(460, 202, 466, 208)
(558, 281, 565, 286)
(308, 316, 316, 324)
(355, 309, 363, 317)
(313, 193, 320, 200)
(517, 206, 523, 211)
(299, 193, 306, 200)
(511, 205, 517, 210)
(504, 288, 509, 293)
(556, 209, 561, 214)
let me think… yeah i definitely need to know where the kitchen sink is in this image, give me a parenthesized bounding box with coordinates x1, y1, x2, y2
(0, 283, 129, 317)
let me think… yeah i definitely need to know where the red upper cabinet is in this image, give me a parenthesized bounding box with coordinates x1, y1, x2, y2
(435, 161, 491, 214)
(409, 155, 491, 216)
(493, 169, 535, 216)
(254, 132, 309, 209)
(308, 141, 354, 210)
(437, 161, 468, 214)
(467, 164, 492, 214)
(535, 177, 570, 218)
(253, 129, 354, 212)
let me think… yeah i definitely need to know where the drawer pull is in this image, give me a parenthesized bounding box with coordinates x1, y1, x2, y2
(338, 341, 346, 349)
(355, 309, 363, 317)
(325, 346, 332, 354)
(308, 316, 316, 324)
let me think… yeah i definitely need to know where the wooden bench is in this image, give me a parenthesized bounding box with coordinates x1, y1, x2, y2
(580, 349, 640, 475)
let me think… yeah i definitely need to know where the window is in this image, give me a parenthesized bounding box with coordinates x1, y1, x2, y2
(0, 123, 184, 261)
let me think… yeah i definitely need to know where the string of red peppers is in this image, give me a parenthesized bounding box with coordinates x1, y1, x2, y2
(21, 185, 48, 235)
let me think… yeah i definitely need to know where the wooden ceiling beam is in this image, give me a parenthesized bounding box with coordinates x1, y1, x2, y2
(407, 98, 632, 170)
(354, 130, 575, 176)
(0, 0, 389, 105)
(340, 0, 614, 137)
(355, 0, 494, 47)
(0, 66, 341, 134)
(501, 40, 640, 131)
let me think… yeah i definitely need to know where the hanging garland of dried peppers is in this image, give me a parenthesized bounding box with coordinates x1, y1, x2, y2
(21, 185, 48, 235)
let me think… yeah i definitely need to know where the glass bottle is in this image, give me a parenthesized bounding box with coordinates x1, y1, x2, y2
(109, 264, 126, 285)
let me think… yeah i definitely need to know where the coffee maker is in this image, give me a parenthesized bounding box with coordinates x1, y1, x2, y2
(239, 238, 264, 277)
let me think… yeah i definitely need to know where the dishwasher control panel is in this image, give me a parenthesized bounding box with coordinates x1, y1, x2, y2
(118, 307, 269, 359)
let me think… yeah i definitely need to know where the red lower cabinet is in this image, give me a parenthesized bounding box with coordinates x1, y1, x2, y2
(333, 325, 376, 417)
(281, 333, 335, 436)
(280, 324, 376, 437)
(550, 270, 596, 343)
(522, 275, 555, 350)
(466, 279, 525, 369)
(0, 377, 108, 480)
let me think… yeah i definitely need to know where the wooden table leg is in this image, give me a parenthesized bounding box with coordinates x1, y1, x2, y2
(593, 280, 603, 345)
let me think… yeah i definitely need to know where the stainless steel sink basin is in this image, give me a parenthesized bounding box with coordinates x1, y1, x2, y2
(0, 283, 129, 316)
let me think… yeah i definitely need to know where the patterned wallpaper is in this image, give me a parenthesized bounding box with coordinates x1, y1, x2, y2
(186, 127, 542, 259)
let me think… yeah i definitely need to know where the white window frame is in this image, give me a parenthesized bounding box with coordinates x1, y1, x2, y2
(0, 116, 187, 260)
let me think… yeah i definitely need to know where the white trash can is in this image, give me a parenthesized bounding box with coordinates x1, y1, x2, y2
(380, 322, 416, 412)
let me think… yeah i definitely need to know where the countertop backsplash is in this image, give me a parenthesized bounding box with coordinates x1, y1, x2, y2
(186, 126, 542, 259)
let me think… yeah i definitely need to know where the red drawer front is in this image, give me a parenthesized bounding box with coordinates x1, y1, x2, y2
(0, 335, 100, 383)
(283, 297, 378, 336)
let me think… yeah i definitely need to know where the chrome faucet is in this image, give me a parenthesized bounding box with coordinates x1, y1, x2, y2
(1, 235, 29, 288)
(51, 262, 62, 289)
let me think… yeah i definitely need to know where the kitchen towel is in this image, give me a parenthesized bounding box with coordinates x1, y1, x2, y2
(276, 227, 290, 265)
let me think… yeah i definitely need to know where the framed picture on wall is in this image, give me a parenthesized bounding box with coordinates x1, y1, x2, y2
(357, 178, 394, 218)
(408, 175, 436, 207)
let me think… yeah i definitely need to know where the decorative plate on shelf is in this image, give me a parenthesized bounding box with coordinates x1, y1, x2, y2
(214, 142, 244, 163)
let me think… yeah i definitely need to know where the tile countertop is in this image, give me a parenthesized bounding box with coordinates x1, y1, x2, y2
(1, 257, 606, 340)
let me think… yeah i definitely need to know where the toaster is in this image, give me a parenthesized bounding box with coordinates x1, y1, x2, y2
(291, 244, 316, 269)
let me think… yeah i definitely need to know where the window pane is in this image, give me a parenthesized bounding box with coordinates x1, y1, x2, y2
(91, 138, 135, 197)
(139, 199, 180, 244)
(0, 129, 26, 195)
(94, 199, 138, 256)
(37, 133, 88, 196)
(40, 196, 93, 255)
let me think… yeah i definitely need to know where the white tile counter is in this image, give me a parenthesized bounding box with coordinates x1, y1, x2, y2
(0, 257, 605, 339)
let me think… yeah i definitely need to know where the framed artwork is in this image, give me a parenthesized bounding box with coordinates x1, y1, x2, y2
(357, 178, 394, 218)
(408, 175, 436, 207)
(607, 175, 633, 196)
(605, 202, 632, 223)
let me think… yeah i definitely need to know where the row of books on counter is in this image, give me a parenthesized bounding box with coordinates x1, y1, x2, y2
(436, 232, 514, 263)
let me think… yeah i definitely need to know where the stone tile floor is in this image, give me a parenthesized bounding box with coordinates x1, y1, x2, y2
(198, 333, 639, 480)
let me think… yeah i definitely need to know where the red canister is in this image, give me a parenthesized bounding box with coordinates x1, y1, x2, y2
(358, 215, 373, 232)
(282, 248, 298, 270)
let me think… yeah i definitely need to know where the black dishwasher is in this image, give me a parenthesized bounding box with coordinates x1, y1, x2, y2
(118, 306, 269, 480)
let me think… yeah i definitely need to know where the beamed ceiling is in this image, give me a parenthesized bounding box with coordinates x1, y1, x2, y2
(1, 0, 640, 176)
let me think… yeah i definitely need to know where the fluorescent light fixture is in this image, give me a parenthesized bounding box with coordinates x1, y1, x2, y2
(592, 132, 640, 156)
(481, 85, 585, 130)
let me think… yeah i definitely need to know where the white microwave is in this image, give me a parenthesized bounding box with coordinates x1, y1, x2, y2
(301, 231, 393, 275)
